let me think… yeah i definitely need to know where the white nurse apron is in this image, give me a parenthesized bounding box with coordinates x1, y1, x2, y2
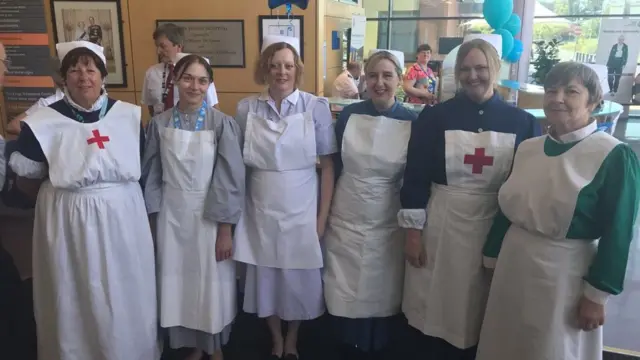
(476, 132, 620, 360)
(25, 102, 159, 360)
(323, 114, 411, 318)
(233, 98, 322, 269)
(402, 130, 516, 349)
(156, 123, 236, 335)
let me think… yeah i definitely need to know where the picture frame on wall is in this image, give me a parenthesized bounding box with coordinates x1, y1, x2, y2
(51, 0, 128, 88)
(258, 15, 304, 61)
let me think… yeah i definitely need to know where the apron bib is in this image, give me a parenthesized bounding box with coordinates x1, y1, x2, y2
(476, 131, 620, 360)
(403, 129, 516, 349)
(233, 99, 322, 269)
(323, 114, 411, 318)
(156, 125, 236, 334)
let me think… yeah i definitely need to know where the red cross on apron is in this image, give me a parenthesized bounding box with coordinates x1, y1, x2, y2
(464, 148, 494, 174)
(87, 129, 110, 149)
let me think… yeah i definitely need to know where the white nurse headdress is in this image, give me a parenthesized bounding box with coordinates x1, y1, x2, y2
(368, 49, 405, 68)
(261, 35, 301, 56)
(462, 34, 503, 59)
(56, 41, 106, 67)
(174, 52, 211, 64)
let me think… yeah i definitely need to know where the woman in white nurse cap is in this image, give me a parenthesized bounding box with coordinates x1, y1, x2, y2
(9, 40, 158, 360)
(233, 35, 338, 360)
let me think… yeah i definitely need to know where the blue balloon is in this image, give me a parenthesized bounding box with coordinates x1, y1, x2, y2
(268, 0, 309, 9)
(494, 29, 514, 59)
(483, 0, 514, 29)
(503, 14, 522, 36)
(506, 39, 524, 63)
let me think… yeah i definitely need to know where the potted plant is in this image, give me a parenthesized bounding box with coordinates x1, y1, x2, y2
(531, 38, 562, 85)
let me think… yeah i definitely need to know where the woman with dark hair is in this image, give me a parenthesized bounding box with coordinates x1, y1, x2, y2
(403, 43, 438, 105)
(142, 54, 245, 360)
(9, 41, 159, 360)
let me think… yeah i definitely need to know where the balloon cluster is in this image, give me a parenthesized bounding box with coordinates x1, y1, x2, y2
(482, 0, 523, 63)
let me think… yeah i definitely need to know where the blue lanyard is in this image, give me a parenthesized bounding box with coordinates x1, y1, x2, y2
(69, 97, 108, 123)
(172, 101, 206, 131)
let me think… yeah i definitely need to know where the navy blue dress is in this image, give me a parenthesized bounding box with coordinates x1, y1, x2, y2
(331, 99, 417, 355)
(399, 92, 540, 359)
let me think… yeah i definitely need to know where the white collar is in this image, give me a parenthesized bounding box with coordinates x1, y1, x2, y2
(64, 88, 109, 112)
(258, 89, 300, 106)
(550, 121, 597, 144)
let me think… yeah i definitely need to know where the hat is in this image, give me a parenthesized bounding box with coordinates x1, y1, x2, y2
(368, 49, 405, 68)
(463, 34, 503, 59)
(56, 41, 106, 67)
(261, 35, 301, 55)
(174, 53, 211, 64)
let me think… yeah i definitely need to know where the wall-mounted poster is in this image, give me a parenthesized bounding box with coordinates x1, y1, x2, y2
(156, 20, 246, 68)
(258, 15, 304, 61)
(349, 15, 366, 63)
(51, 0, 127, 87)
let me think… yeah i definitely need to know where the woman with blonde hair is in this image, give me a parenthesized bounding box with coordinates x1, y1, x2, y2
(477, 62, 639, 360)
(399, 38, 540, 359)
(233, 35, 337, 360)
(323, 49, 416, 360)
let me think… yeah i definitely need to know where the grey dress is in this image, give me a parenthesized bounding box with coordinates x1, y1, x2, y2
(141, 106, 245, 354)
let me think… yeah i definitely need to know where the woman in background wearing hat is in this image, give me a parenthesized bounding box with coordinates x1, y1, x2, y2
(399, 38, 540, 359)
(323, 49, 416, 360)
(142, 54, 244, 360)
(9, 41, 158, 360)
(233, 35, 337, 360)
(6, 57, 65, 135)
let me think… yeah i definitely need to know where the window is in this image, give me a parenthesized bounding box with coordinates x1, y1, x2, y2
(377, 11, 420, 61)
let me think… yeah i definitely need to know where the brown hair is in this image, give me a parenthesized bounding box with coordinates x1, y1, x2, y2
(153, 23, 185, 47)
(174, 54, 213, 83)
(60, 47, 108, 79)
(365, 51, 403, 79)
(454, 39, 501, 86)
(253, 42, 304, 87)
(544, 62, 603, 109)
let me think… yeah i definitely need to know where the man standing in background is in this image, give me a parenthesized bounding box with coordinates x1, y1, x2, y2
(607, 34, 628, 95)
(87, 16, 103, 45)
(142, 23, 218, 117)
(332, 61, 362, 99)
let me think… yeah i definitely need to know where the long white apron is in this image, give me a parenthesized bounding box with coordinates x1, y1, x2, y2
(26, 103, 159, 360)
(233, 99, 322, 269)
(476, 132, 620, 360)
(156, 126, 236, 334)
(403, 130, 516, 349)
(323, 114, 411, 318)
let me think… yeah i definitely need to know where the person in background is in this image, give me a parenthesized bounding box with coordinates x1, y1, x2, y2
(7, 57, 65, 135)
(403, 44, 438, 105)
(9, 40, 158, 360)
(142, 23, 219, 117)
(233, 35, 336, 360)
(606, 34, 627, 95)
(477, 62, 639, 360)
(323, 49, 416, 360)
(87, 16, 102, 45)
(142, 54, 244, 360)
(399, 38, 540, 360)
(332, 61, 362, 99)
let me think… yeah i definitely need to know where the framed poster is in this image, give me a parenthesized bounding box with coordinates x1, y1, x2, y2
(258, 15, 304, 61)
(156, 20, 246, 68)
(51, 0, 128, 87)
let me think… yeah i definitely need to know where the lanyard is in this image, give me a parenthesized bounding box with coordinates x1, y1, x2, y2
(68, 96, 108, 123)
(161, 63, 174, 102)
(172, 101, 207, 131)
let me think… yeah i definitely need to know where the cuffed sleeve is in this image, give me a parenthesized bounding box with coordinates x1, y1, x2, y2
(203, 115, 246, 224)
(141, 118, 163, 214)
(397, 208, 426, 229)
(482, 209, 512, 269)
(9, 152, 47, 179)
(583, 281, 611, 305)
(585, 144, 640, 296)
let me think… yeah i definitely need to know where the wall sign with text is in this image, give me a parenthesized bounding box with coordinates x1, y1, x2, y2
(156, 20, 246, 68)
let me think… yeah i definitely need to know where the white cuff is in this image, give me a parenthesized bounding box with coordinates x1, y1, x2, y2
(483, 256, 497, 269)
(397, 209, 426, 229)
(9, 152, 47, 179)
(583, 282, 611, 305)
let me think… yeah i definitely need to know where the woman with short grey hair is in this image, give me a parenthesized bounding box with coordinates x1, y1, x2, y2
(477, 61, 640, 360)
